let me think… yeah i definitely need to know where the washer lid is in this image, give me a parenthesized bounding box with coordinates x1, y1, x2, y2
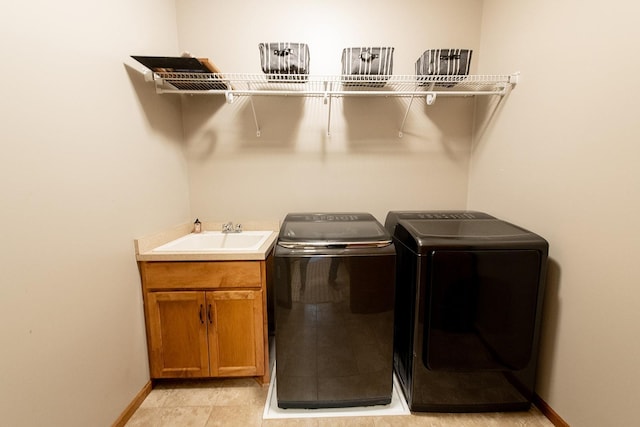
(278, 213, 392, 248)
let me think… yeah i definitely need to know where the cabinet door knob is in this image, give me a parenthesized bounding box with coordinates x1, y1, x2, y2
(207, 304, 213, 324)
(199, 304, 204, 324)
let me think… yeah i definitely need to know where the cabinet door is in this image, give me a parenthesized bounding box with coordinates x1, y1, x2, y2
(146, 291, 209, 378)
(207, 290, 265, 377)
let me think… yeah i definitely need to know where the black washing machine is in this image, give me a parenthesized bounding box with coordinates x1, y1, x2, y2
(384, 211, 548, 412)
(274, 213, 396, 409)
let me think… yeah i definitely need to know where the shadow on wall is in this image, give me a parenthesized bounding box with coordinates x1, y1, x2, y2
(422, 97, 475, 162)
(342, 97, 405, 145)
(181, 94, 226, 134)
(341, 96, 477, 161)
(470, 92, 510, 153)
(181, 95, 226, 160)
(182, 95, 305, 159)
(237, 96, 305, 147)
(536, 257, 562, 398)
(124, 64, 185, 145)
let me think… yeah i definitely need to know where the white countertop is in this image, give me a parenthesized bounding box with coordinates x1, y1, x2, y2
(135, 220, 279, 261)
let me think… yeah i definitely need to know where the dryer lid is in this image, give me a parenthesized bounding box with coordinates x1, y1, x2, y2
(400, 218, 532, 239)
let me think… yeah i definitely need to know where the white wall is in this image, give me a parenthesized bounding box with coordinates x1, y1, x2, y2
(0, 1, 189, 425)
(6, 1, 636, 425)
(176, 0, 484, 223)
(472, 1, 640, 426)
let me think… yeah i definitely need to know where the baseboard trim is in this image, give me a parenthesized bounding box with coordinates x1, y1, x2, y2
(112, 380, 153, 427)
(113, 381, 564, 426)
(534, 393, 570, 427)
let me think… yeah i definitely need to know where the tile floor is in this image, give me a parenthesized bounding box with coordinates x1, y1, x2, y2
(125, 377, 554, 427)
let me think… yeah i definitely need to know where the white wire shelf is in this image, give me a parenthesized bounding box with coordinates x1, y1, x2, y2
(145, 72, 518, 98)
(142, 71, 519, 137)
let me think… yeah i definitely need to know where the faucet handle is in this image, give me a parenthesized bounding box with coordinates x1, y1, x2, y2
(221, 221, 241, 232)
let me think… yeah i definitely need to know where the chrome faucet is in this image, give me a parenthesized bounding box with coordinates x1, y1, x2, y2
(222, 221, 242, 233)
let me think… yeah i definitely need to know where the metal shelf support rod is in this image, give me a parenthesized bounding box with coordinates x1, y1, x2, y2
(154, 88, 508, 97)
(327, 93, 332, 137)
(249, 96, 260, 137)
(398, 95, 416, 138)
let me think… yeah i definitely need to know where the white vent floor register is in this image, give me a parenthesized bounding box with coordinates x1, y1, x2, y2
(262, 365, 411, 419)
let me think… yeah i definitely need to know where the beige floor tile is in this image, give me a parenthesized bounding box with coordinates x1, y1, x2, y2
(262, 418, 320, 427)
(373, 413, 454, 427)
(480, 408, 554, 427)
(317, 416, 378, 426)
(139, 388, 172, 409)
(214, 377, 264, 388)
(212, 384, 269, 407)
(164, 387, 219, 407)
(126, 406, 213, 427)
(205, 405, 264, 427)
(125, 407, 164, 426)
(428, 409, 551, 427)
(128, 380, 554, 427)
(158, 406, 213, 427)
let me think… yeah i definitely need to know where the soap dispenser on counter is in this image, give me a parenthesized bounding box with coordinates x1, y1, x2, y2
(193, 218, 202, 233)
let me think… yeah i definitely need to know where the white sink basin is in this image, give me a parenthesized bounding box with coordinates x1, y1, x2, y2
(152, 230, 273, 252)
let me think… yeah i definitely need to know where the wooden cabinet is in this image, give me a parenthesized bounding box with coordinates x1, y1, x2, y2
(208, 290, 264, 377)
(139, 258, 270, 383)
(146, 291, 209, 378)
